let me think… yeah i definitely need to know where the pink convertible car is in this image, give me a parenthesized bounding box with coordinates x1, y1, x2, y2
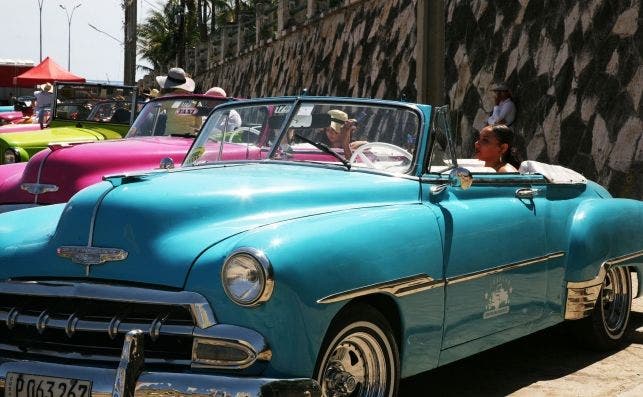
(0, 94, 234, 212)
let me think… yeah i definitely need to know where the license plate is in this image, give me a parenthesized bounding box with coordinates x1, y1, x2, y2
(5, 373, 92, 397)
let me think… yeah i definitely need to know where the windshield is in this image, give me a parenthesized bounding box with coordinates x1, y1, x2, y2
(184, 99, 420, 173)
(125, 96, 226, 138)
(54, 83, 137, 124)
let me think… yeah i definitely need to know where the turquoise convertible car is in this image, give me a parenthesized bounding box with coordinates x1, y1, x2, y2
(0, 97, 641, 396)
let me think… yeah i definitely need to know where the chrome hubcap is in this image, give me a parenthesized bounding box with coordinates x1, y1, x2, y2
(322, 331, 387, 397)
(601, 267, 631, 336)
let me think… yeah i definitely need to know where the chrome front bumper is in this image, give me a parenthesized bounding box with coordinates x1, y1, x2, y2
(0, 330, 321, 397)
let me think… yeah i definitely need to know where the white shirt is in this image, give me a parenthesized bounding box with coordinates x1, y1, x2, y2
(487, 98, 516, 126)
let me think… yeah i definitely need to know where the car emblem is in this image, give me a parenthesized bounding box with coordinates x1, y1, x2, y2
(57, 246, 128, 276)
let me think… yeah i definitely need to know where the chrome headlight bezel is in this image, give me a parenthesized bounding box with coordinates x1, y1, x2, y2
(3, 148, 19, 164)
(221, 247, 274, 307)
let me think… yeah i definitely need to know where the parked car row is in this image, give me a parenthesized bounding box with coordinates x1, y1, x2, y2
(0, 95, 641, 397)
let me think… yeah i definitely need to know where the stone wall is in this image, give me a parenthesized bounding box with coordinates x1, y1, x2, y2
(445, 0, 641, 199)
(199, 0, 417, 100)
(194, 0, 641, 199)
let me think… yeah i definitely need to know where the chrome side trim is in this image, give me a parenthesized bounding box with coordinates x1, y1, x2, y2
(317, 253, 566, 304)
(447, 252, 565, 285)
(565, 249, 643, 320)
(317, 274, 443, 304)
(0, 280, 216, 328)
(606, 249, 643, 266)
(113, 329, 145, 397)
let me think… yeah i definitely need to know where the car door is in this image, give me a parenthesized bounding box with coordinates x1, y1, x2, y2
(423, 107, 551, 350)
(423, 175, 551, 349)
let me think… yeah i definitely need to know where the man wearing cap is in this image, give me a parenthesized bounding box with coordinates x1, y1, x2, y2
(34, 82, 54, 129)
(322, 109, 368, 158)
(486, 82, 516, 126)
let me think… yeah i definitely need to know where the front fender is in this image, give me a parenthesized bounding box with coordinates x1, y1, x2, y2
(184, 204, 445, 379)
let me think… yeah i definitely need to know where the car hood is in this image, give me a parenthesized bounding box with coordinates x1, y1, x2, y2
(0, 163, 419, 287)
(0, 124, 40, 133)
(1, 138, 265, 205)
(0, 124, 126, 148)
(6, 137, 193, 204)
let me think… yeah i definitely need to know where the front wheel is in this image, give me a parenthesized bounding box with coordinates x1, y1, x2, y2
(314, 304, 399, 397)
(578, 266, 632, 351)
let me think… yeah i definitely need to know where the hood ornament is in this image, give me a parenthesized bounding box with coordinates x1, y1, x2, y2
(57, 246, 128, 276)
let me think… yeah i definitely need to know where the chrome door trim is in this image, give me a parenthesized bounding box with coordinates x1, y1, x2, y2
(317, 274, 444, 304)
(447, 252, 565, 285)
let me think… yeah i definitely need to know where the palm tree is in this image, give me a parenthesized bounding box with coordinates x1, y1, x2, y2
(138, 0, 265, 74)
(138, 2, 182, 73)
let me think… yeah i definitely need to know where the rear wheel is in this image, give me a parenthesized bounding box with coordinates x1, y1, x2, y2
(314, 304, 399, 397)
(580, 266, 632, 350)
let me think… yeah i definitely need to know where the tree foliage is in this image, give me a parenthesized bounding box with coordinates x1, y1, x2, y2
(138, 1, 274, 73)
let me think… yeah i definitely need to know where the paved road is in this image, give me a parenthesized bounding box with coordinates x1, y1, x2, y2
(400, 294, 643, 396)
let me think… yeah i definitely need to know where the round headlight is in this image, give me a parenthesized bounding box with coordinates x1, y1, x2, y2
(221, 248, 274, 307)
(3, 148, 19, 164)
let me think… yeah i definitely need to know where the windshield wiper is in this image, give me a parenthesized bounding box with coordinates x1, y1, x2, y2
(293, 133, 351, 170)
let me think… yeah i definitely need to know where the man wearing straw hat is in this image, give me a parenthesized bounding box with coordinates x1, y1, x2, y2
(34, 82, 54, 129)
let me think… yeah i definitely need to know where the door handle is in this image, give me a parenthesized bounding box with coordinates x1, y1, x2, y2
(515, 188, 538, 199)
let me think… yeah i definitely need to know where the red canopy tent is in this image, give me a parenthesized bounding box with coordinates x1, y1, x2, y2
(12, 57, 85, 87)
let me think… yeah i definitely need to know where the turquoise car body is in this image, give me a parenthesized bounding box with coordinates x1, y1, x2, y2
(0, 97, 641, 396)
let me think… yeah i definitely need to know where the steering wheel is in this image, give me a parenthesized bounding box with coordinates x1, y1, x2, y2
(225, 126, 261, 143)
(349, 142, 413, 169)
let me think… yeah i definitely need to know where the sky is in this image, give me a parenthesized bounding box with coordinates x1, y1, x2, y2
(1, 0, 161, 84)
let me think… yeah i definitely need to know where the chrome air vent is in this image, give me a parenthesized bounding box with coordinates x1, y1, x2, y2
(0, 280, 216, 367)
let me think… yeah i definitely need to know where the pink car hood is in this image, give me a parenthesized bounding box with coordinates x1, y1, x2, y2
(0, 123, 40, 133)
(0, 136, 263, 206)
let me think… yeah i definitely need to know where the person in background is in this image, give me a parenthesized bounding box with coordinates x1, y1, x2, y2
(205, 86, 241, 131)
(474, 124, 521, 172)
(322, 109, 367, 158)
(34, 82, 54, 129)
(156, 67, 195, 95)
(486, 82, 516, 126)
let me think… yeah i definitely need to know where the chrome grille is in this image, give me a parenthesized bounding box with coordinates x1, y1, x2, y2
(0, 280, 216, 365)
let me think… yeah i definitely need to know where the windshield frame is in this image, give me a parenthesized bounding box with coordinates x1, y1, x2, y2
(183, 96, 427, 176)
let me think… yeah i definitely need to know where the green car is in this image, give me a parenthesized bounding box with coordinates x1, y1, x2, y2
(1, 82, 137, 164)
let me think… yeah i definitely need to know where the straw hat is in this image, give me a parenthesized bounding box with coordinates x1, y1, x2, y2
(327, 109, 348, 133)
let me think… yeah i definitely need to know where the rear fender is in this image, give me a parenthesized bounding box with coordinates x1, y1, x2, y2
(564, 198, 643, 320)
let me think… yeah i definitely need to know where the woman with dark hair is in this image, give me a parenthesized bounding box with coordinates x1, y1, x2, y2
(474, 124, 521, 172)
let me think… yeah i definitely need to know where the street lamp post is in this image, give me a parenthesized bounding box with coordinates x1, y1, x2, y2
(59, 3, 82, 70)
(37, 0, 45, 61)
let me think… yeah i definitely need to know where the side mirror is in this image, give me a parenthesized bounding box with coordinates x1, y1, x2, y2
(430, 167, 473, 195)
(159, 157, 174, 169)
